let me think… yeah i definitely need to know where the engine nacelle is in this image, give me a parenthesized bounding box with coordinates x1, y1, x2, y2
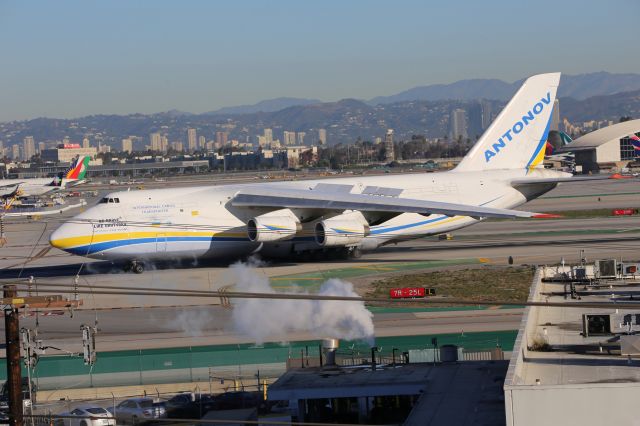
(315, 214, 370, 247)
(247, 214, 301, 242)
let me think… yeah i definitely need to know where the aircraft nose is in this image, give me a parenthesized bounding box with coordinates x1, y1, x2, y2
(49, 222, 81, 252)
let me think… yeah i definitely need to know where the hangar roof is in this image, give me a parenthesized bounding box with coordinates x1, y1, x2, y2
(558, 119, 640, 152)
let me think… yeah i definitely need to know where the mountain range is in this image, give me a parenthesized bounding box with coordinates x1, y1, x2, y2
(205, 97, 322, 115)
(369, 72, 640, 104)
(201, 72, 640, 116)
(1, 72, 639, 149)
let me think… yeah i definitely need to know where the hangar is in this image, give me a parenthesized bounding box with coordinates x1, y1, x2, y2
(558, 119, 640, 174)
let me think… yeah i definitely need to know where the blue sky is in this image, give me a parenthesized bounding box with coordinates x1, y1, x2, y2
(1, 0, 638, 121)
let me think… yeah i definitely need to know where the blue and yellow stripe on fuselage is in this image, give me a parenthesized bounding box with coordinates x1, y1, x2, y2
(51, 230, 248, 256)
(51, 213, 478, 259)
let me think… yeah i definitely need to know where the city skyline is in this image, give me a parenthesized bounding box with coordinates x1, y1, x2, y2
(1, 0, 638, 122)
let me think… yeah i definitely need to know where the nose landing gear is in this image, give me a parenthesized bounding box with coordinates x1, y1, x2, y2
(123, 260, 145, 274)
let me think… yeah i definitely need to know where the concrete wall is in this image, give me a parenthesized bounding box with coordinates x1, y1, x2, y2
(504, 268, 543, 388)
(505, 266, 640, 425)
(596, 141, 621, 163)
(505, 383, 640, 426)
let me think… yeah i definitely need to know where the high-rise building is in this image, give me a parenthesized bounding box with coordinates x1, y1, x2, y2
(150, 133, 162, 151)
(22, 136, 35, 161)
(37, 142, 46, 153)
(171, 141, 183, 152)
(297, 132, 306, 145)
(450, 109, 468, 140)
(198, 135, 206, 149)
(480, 100, 493, 131)
(283, 131, 296, 145)
(11, 144, 20, 160)
(122, 138, 133, 154)
(82, 137, 90, 148)
(187, 128, 197, 152)
(160, 136, 169, 153)
(257, 136, 268, 148)
(466, 103, 483, 139)
(216, 131, 229, 146)
(264, 128, 273, 144)
(318, 128, 327, 145)
(550, 99, 561, 131)
(384, 129, 395, 162)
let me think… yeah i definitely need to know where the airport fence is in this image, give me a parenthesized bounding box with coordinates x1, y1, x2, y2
(0, 330, 518, 391)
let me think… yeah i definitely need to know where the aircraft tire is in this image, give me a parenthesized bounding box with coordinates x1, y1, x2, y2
(349, 247, 362, 259)
(132, 262, 145, 274)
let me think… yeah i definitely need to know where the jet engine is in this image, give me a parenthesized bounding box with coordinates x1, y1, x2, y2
(247, 213, 301, 242)
(315, 212, 370, 247)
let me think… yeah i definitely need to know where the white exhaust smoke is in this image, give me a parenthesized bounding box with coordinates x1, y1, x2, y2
(229, 262, 375, 346)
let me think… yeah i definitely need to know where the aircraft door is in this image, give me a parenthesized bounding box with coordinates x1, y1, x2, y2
(155, 233, 167, 253)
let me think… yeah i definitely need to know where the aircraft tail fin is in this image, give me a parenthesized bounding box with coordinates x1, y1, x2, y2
(559, 131, 573, 145)
(630, 134, 640, 157)
(65, 156, 90, 180)
(454, 72, 561, 173)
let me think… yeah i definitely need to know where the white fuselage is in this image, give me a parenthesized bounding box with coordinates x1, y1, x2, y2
(0, 178, 59, 197)
(49, 168, 565, 261)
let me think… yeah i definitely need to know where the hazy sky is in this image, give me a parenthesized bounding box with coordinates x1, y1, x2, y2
(1, 0, 638, 121)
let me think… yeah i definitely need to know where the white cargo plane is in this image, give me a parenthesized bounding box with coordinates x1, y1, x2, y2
(50, 73, 593, 273)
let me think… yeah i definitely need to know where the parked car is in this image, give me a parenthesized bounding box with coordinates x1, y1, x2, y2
(210, 392, 261, 411)
(0, 378, 37, 409)
(109, 398, 166, 425)
(165, 393, 216, 419)
(58, 405, 114, 426)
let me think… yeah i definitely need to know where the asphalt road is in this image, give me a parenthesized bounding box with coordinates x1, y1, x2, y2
(12, 305, 523, 353)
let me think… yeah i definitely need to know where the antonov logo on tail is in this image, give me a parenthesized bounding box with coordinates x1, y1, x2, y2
(484, 92, 552, 163)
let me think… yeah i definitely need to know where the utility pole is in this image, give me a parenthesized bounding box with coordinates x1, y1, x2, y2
(4, 285, 23, 426)
(2, 287, 83, 426)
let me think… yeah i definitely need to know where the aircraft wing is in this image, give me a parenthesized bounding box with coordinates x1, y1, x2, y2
(231, 186, 555, 219)
(510, 174, 632, 186)
(0, 183, 20, 197)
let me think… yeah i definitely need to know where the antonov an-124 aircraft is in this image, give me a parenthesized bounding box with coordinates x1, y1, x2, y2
(50, 73, 606, 273)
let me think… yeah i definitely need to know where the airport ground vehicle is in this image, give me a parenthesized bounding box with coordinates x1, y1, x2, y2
(58, 405, 114, 426)
(109, 398, 166, 425)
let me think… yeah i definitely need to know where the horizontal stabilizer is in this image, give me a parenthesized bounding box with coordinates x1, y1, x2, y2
(511, 174, 635, 186)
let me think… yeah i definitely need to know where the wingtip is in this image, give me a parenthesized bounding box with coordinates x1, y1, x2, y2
(610, 173, 633, 180)
(532, 213, 563, 219)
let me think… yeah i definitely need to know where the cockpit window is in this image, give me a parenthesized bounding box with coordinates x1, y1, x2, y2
(99, 197, 108, 204)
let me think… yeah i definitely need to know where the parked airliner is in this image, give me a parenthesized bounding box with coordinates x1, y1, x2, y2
(51, 73, 592, 273)
(0, 156, 90, 199)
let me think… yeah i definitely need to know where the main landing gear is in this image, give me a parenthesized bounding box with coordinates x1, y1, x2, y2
(348, 247, 362, 259)
(123, 260, 145, 274)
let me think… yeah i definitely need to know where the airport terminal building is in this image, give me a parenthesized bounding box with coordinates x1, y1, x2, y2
(558, 119, 640, 173)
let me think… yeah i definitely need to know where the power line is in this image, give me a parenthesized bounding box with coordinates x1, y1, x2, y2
(4, 280, 640, 310)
